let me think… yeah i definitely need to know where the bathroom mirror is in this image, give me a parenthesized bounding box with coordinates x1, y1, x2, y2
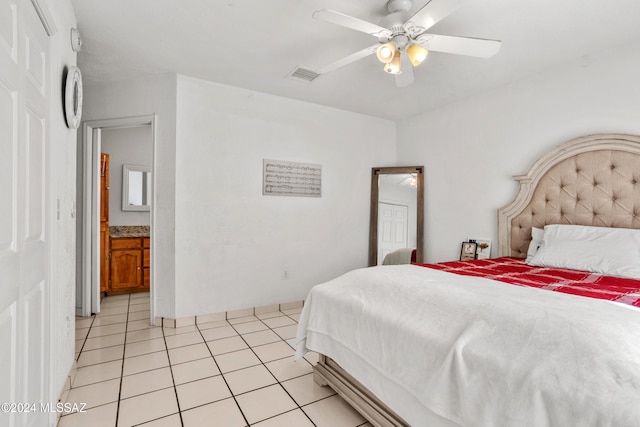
(122, 164, 151, 211)
(369, 166, 424, 266)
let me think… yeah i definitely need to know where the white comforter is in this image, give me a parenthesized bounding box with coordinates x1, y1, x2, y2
(295, 265, 640, 427)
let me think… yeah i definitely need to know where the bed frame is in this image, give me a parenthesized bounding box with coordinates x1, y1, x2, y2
(312, 133, 640, 427)
(498, 133, 640, 257)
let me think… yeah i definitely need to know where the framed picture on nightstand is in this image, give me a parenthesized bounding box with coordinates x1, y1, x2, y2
(460, 241, 477, 260)
(475, 239, 491, 259)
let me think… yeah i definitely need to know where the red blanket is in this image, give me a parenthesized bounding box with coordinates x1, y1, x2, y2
(418, 257, 640, 308)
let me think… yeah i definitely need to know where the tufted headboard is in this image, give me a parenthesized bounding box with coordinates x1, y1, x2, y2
(498, 134, 640, 257)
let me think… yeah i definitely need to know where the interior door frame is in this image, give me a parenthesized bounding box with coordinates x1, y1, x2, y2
(80, 115, 156, 321)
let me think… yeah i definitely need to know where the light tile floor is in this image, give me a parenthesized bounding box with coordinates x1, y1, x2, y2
(60, 292, 371, 427)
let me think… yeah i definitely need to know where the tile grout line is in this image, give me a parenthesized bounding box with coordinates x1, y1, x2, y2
(62, 298, 121, 421)
(74, 313, 97, 362)
(161, 321, 185, 427)
(69, 295, 136, 424)
(261, 315, 322, 427)
(72, 298, 364, 427)
(226, 312, 319, 426)
(194, 322, 251, 426)
(225, 317, 288, 425)
(113, 293, 132, 427)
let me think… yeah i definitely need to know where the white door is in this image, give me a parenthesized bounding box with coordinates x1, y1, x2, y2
(378, 202, 409, 264)
(0, 1, 51, 426)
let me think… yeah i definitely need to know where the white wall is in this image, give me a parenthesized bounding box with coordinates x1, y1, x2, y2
(80, 73, 396, 318)
(76, 37, 640, 320)
(80, 74, 177, 317)
(101, 125, 152, 226)
(397, 40, 640, 263)
(174, 75, 396, 316)
(46, 0, 79, 407)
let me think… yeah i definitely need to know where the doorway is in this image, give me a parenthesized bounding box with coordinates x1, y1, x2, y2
(79, 115, 156, 321)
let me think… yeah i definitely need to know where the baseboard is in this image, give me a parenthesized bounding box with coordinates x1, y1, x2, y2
(155, 300, 304, 328)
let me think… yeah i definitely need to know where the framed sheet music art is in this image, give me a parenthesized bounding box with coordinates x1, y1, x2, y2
(263, 159, 322, 198)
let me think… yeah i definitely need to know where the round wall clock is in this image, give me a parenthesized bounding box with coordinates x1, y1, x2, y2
(64, 66, 83, 129)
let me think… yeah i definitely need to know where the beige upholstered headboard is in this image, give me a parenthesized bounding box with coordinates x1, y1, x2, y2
(498, 134, 640, 257)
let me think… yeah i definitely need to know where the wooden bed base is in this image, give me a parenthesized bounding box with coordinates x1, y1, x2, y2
(313, 355, 409, 427)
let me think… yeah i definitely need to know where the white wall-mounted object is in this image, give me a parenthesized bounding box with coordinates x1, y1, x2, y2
(70, 28, 82, 52)
(263, 159, 322, 197)
(122, 164, 151, 211)
(64, 66, 83, 129)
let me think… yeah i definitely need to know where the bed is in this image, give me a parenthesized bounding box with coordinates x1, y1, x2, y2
(295, 134, 640, 426)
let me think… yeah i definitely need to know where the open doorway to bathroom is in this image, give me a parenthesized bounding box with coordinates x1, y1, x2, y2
(78, 115, 156, 323)
(101, 125, 152, 291)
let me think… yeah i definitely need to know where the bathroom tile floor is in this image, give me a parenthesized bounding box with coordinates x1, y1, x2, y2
(59, 292, 371, 427)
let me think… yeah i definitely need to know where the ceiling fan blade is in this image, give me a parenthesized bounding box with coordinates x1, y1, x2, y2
(417, 34, 501, 58)
(395, 54, 414, 88)
(313, 10, 392, 38)
(406, 0, 466, 33)
(316, 45, 379, 75)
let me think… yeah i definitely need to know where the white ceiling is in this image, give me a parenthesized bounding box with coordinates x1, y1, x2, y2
(71, 0, 640, 121)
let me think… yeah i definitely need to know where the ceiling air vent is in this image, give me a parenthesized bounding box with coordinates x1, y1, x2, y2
(286, 66, 321, 83)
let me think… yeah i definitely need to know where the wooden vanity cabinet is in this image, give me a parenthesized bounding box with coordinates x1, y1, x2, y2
(100, 153, 109, 222)
(100, 153, 110, 293)
(109, 237, 150, 292)
(100, 223, 110, 293)
(143, 238, 150, 286)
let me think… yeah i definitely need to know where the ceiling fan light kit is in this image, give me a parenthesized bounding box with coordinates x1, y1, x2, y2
(376, 42, 397, 63)
(406, 43, 428, 66)
(384, 51, 402, 74)
(377, 41, 428, 74)
(307, 0, 502, 87)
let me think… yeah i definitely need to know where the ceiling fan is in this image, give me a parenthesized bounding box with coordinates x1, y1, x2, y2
(308, 0, 502, 87)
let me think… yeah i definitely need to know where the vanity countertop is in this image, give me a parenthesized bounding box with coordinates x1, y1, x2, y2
(110, 225, 150, 238)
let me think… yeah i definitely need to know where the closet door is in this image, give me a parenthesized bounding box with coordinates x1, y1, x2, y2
(377, 202, 409, 264)
(0, 1, 52, 426)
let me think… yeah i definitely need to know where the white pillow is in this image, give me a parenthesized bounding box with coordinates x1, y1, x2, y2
(528, 224, 640, 279)
(525, 227, 544, 263)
